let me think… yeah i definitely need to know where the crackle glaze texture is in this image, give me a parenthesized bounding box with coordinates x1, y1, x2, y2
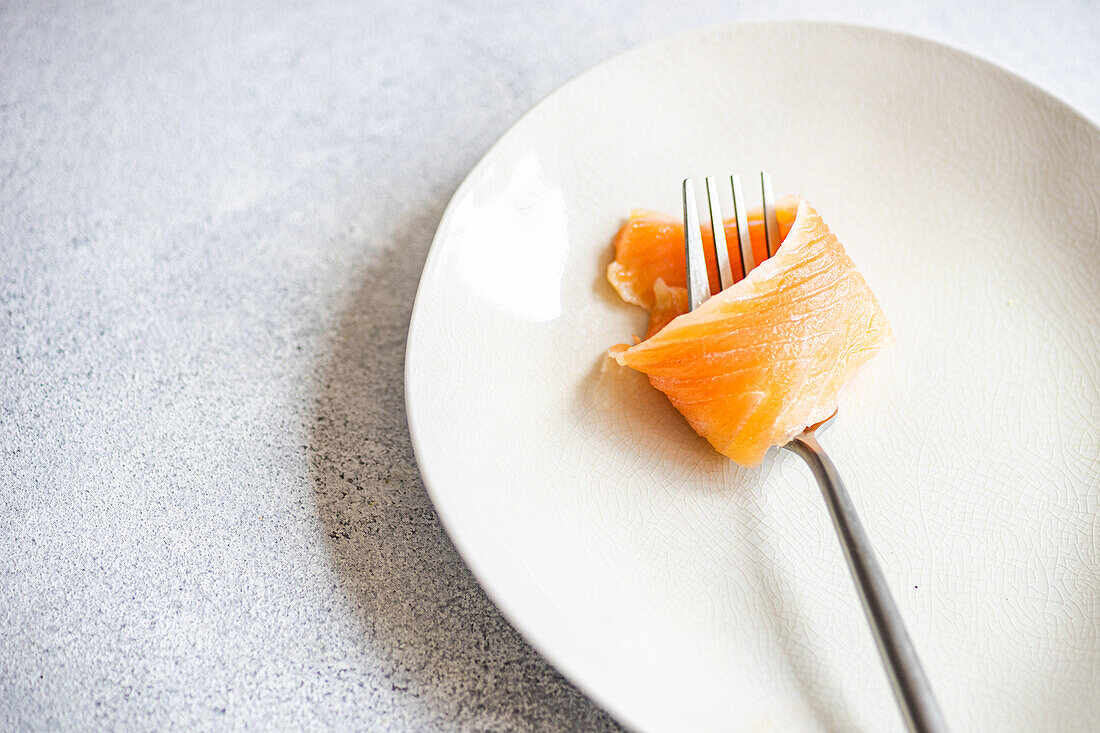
(407, 22, 1100, 733)
(4, 2, 1100, 732)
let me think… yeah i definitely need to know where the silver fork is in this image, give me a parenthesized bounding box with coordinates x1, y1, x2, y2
(683, 174, 948, 733)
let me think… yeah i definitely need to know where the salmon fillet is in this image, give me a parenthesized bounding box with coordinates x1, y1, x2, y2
(609, 199, 892, 466)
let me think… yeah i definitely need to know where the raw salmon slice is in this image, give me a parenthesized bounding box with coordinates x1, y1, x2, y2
(607, 195, 799, 312)
(609, 199, 892, 466)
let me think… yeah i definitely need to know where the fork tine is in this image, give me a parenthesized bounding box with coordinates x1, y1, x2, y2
(682, 179, 709, 312)
(730, 175, 754, 277)
(760, 171, 780, 258)
(704, 176, 734, 291)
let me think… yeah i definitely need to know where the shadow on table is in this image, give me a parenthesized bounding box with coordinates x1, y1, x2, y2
(307, 199, 623, 730)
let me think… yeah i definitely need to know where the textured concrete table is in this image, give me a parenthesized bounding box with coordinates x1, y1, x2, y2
(2, 2, 1097, 730)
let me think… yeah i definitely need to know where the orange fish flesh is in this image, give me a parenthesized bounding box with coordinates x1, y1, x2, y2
(608, 199, 892, 466)
(607, 195, 800, 312)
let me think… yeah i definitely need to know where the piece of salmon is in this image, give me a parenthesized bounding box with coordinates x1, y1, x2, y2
(607, 195, 800, 312)
(608, 199, 892, 466)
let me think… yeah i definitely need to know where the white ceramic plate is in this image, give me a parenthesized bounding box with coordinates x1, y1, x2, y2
(405, 22, 1100, 732)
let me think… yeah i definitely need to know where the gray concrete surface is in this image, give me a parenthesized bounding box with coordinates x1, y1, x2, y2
(2, 1, 1097, 729)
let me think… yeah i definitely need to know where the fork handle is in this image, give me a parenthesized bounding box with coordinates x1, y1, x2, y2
(786, 432, 949, 733)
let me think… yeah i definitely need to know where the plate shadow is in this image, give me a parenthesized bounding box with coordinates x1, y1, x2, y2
(307, 199, 622, 730)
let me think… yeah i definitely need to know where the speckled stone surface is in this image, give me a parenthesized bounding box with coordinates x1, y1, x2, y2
(1, 1, 1097, 730)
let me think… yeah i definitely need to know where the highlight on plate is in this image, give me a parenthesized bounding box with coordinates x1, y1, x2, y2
(607, 195, 893, 466)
